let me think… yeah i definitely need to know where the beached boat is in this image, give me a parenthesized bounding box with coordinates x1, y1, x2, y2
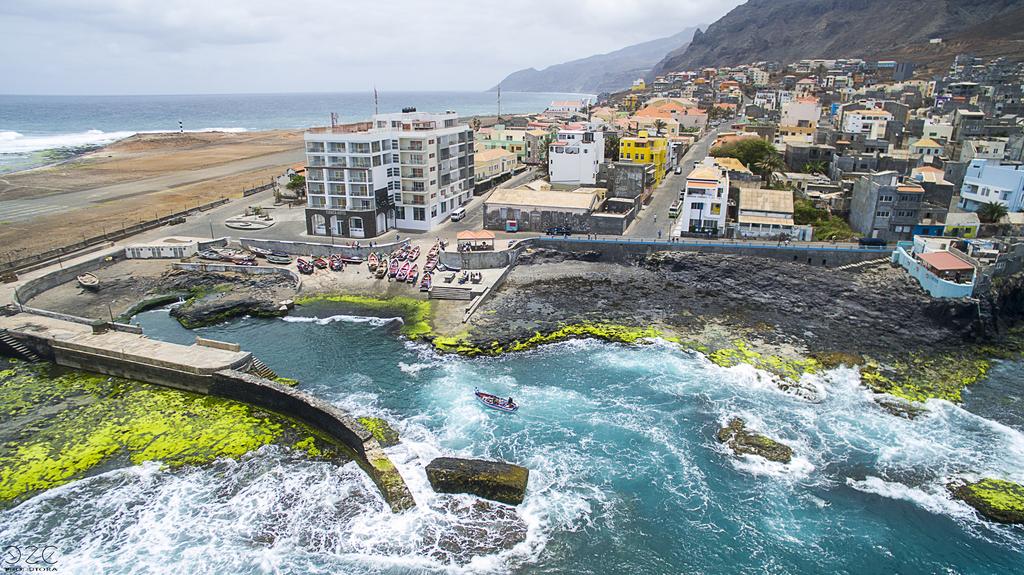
(247, 246, 273, 257)
(197, 250, 221, 261)
(396, 261, 412, 282)
(406, 264, 419, 284)
(266, 253, 292, 265)
(428, 245, 439, 259)
(296, 259, 314, 274)
(419, 272, 432, 292)
(375, 258, 389, 279)
(475, 388, 518, 413)
(340, 255, 363, 264)
(77, 273, 100, 290)
(388, 258, 400, 278)
(313, 257, 329, 269)
(367, 253, 379, 271)
(409, 246, 420, 261)
(424, 258, 436, 273)
(231, 257, 258, 266)
(329, 256, 344, 271)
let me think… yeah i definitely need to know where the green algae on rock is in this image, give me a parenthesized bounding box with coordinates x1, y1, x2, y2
(295, 294, 433, 339)
(951, 478, 1024, 524)
(0, 360, 333, 506)
(716, 417, 793, 464)
(433, 322, 667, 356)
(860, 354, 990, 404)
(708, 340, 821, 383)
(357, 417, 400, 448)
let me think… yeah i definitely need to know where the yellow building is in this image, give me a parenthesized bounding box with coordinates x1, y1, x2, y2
(631, 78, 646, 91)
(474, 148, 518, 185)
(619, 131, 669, 187)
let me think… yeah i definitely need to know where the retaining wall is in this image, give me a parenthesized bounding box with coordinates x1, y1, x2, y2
(240, 237, 408, 259)
(14, 249, 128, 306)
(520, 237, 893, 267)
(440, 249, 519, 270)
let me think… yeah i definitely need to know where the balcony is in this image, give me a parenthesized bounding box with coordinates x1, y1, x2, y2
(349, 158, 372, 169)
(307, 156, 326, 167)
(402, 194, 427, 205)
(328, 156, 347, 167)
(305, 143, 325, 153)
(400, 142, 425, 151)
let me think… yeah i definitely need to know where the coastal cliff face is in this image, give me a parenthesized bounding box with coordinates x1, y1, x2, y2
(651, 0, 1024, 76)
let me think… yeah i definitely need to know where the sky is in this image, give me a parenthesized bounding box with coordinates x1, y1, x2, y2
(0, 0, 744, 95)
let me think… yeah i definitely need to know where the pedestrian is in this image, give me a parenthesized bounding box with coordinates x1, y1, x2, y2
(658, 229, 662, 239)
(653, 214, 658, 224)
(396, 233, 400, 242)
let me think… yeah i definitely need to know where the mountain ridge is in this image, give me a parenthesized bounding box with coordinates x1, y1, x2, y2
(492, 27, 700, 94)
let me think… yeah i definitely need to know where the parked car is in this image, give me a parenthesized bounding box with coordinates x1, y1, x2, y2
(674, 165, 683, 175)
(450, 207, 466, 221)
(857, 237, 888, 247)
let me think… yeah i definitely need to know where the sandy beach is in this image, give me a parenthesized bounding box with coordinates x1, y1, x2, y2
(0, 131, 303, 261)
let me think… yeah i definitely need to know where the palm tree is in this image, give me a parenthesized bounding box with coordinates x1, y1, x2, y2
(802, 161, 827, 175)
(756, 153, 785, 183)
(977, 202, 1009, 223)
(653, 119, 668, 136)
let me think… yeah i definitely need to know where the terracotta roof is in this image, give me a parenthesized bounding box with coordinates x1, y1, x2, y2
(912, 137, 942, 149)
(897, 184, 924, 193)
(918, 251, 974, 272)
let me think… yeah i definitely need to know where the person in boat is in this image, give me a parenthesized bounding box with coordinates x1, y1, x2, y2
(507, 396, 515, 407)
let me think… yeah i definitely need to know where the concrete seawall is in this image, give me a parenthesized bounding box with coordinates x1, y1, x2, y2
(0, 312, 415, 512)
(240, 237, 408, 259)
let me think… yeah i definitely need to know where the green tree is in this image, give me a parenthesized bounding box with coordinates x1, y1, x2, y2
(653, 119, 668, 136)
(756, 153, 785, 182)
(802, 161, 827, 175)
(977, 202, 1009, 223)
(710, 138, 777, 170)
(286, 174, 306, 196)
(605, 132, 620, 161)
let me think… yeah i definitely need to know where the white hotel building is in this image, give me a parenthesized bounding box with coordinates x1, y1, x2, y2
(303, 110, 474, 238)
(548, 127, 605, 187)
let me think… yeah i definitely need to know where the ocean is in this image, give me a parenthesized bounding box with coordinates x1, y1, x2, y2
(0, 91, 589, 174)
(2, 303, 1021, 574)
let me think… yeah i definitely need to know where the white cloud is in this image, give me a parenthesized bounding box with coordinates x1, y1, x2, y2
(0, 0, 743, 94)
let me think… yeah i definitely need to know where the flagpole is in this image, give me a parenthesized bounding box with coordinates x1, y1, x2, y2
(497, 84, 502, 122)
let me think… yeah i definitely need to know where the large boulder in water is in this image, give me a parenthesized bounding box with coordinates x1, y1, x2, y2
(950, 478, 1024, 524)
(425, 457, 529, 505)
(717, 418, 793, 464)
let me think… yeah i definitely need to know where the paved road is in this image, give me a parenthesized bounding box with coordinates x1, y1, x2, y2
(0, 148, 304, 223)
(625, 126, 725, 239)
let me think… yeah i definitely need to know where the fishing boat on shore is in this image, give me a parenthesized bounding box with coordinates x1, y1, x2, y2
(247, 246, 273, 258)
(428, 244, 439, 259)
(419, 271, 432, 291)
(406, 264, 419, 284)
(388, 258, 400, 278)
(409, 246, 420, 261)
(340, 255, 363, 264)
(197, 250, 221, 261)
(396, 261, 412, 282)
(313, 257, 329, 269)
(296, 258, 314, 274)
(367, 253, 379, 271)
(266, 253, 292, 265)
(375, 258, 389, 279)
(77, 273, 100, 291)
(475, 388, 518, 413)
(231, 257, 257, 266)
(329, 256, 344, 271)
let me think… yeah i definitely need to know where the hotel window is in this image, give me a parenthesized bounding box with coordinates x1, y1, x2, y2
(395, 206, 406, 220)
(431, 206, 438, 218)
(350, 217, 363, 230)
(876, 210, 891, 217)
(413, 208, 426, 221)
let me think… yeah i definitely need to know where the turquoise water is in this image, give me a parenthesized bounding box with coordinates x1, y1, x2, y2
(2, 304, 1023, 574)
(0, 91, 588, 173)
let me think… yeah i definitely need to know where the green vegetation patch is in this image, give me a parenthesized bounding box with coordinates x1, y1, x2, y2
(860, 354, 990, 403)
(357, 417, 400, 447)
(295, 294, 433, 339)
(708, 340, 820, 382)
(0, 360, 328, 505)
(794, 198, 856, 241)
(432, 322, 666, 356)
(952, 478, 1024, 524)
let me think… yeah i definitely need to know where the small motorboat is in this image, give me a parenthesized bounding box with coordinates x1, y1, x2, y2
(424, 258, 436, 273)
(296, 258, 314, 274)
(419, 272, 432, 292)
(197, 250, 221, 261)
(266, 253, 292, 265)
(406, 264, 419, 284)
(457, 271, 469, 284)
(388, 258, 401, 278)
(409, 246, 421, 261)
(77, 272, 100, 290)
(329, 256, 344, 272)
(367, 253, 379, 271)
(247, 246, 273, 258)
(475, 388, 518, 413)
(215, 248, 242, 261)
(396, 261, 412, 282)
(340, 255, 363, 264)
(313, 257, 329, 269)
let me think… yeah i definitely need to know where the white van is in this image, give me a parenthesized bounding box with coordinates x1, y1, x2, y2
(450, 207, 467, 221)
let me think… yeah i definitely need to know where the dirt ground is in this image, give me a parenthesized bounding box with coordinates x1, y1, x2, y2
(0, 131, 302, 200)
(26, 259, 182, 320)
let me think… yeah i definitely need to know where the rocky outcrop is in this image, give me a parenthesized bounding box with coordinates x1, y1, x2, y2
(171, 297, 286, 329)
(651, 0, 1024, 76)
(950, 478, 1024, 524)
(717, 418, 793, 464)
(425, 457, 529, 505)
(357, 417, 400, 448)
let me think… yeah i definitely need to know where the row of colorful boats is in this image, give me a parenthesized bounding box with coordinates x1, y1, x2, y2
(295, 253, 363, 275)
(365, 243, 443, 291)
